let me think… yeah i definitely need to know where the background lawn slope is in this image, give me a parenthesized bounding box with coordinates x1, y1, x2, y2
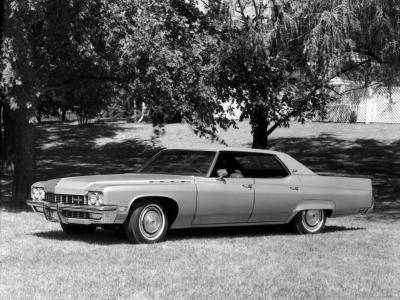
(1, 121, 400, 299)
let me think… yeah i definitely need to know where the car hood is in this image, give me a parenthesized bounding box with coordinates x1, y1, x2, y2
(43, 173, 194, 194)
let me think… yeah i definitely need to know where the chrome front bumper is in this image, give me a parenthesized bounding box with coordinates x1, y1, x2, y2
(26, 200, 128, 225)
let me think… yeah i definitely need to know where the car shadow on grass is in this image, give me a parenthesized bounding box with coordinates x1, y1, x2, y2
(30, 224, 365, 244)
(31, 229, 127, 245)
(167, 225, 365, 241)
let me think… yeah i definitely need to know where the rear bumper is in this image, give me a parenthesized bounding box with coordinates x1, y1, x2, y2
(359, 203, 374, 214)
(26, 200, 127, 225)
(358, 193, 375, 215)
(364, 194, 375, 214)
(364, 204, 374, 214)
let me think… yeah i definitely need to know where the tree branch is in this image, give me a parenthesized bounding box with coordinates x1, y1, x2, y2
(354, 49, 383, 64)
(323, 84, 341, 95)
(330, 59, 371, 81)
(266, 110, 296, 136)
(339, 82, 380, 95)
(237, 0, 248, 25)
(251, 0, 260, 20)
(266, 85, 320, 136)
(44, 75, 131, 91)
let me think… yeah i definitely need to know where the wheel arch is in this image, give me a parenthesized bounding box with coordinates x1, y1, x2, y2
(127, 195, 179, 226)
(286, 200, 335, 223)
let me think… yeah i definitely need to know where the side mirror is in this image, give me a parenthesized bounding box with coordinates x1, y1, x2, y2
(217, 169, 228, 180)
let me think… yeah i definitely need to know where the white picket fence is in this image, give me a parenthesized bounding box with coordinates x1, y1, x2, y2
(323, 86, 400, 124)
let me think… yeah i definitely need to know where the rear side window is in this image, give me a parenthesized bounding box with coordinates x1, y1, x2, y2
(211, 152, 288, 178)
(235, 154, 288, 178)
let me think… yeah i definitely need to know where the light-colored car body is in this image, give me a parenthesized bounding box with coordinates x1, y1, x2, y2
(27, 148, 374, 230)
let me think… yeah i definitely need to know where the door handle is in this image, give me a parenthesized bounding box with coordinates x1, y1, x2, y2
(290, 186, 299, 191)
(242, 184, 253, 189)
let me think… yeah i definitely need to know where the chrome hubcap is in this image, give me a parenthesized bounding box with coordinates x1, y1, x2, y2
(139, 204, 165, 240)
(305, 210, 322, 227)
(301, 209, 324, 232)
(143, 211, 161, 234)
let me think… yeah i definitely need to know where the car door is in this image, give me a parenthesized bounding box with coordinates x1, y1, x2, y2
(192, 152, 254, 225)
(250, 176, 302, 222)
(241, 154, 302, 223)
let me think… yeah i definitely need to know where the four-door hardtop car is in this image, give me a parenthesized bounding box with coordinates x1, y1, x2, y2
(27, 148, 374, 243)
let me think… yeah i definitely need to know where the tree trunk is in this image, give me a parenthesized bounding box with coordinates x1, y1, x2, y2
(251, 113, 269, 149)
(11, 105, 35, 205)
(37, 105, 42, 123)
(0, 103, 3, 163)
(61, 107, 66, 122)
(1, 103, 16, 172)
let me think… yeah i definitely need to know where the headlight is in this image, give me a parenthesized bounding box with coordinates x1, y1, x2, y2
(87, 191, 104, 206)
(31, 187, 45, 201)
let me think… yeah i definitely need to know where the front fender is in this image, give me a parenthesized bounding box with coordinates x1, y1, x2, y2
(286, 200, 335, 223)
(126, 190, 196, 229)
(129, 193, 180, 207)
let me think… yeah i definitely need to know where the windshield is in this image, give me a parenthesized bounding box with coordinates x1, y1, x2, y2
(140, 150, 216, 176)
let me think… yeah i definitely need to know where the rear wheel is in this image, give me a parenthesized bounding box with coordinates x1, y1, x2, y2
(290, 209, 326, 234)
(60, 223, 96, 234)
(124, 200, 169, 244)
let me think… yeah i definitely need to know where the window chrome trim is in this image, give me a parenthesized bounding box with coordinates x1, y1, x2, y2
(137, 149, 165, 173)
(206, 150, 220, 178)
(272, 154, 291, 178)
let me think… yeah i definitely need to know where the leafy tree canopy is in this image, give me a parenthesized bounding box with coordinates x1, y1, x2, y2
(201, 0, 400, 148)
(2, 0, 400, 203)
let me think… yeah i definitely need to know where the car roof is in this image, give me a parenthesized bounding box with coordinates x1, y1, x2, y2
(164, 147, 283, 155)
(158, 147, 315, 175)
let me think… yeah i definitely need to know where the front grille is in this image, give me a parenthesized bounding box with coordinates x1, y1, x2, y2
(45, 193, 87, 205)
(61, 210, 90, 219)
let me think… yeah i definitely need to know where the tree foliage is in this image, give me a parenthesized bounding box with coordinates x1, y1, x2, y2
(1, 0, 400, 203)
(205, 0, 400, 148)
(206, 0, 335, 148)
(303, 0, 400, 84)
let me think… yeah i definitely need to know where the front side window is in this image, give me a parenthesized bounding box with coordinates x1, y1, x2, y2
(211, 152, 288, 178)
(140, 150, 216, 176)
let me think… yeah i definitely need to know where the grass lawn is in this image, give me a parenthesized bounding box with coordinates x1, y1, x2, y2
(1, 120, 400, 299)
(1, 212, 399, 299)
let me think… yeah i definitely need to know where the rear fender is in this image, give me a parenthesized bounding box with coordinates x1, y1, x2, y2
(286, 200, 335, 223)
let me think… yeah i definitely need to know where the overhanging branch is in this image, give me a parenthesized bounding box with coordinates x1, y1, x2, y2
(355, 49, 383, 64)
(339, 82, 380, 95)
(266, 110, 296, 136)
(332, 59, 371, 80)
(266, 86, 320, 136)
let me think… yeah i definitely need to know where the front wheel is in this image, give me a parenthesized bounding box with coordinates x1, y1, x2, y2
(124, 200, 169, 244)
(60, 223, 96, 234)
(290, 209, 326, 234)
